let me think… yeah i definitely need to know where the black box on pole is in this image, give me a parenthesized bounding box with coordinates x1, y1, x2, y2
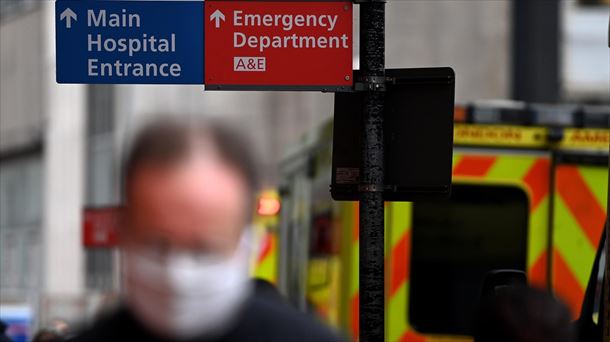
(331, 67, 455, 201)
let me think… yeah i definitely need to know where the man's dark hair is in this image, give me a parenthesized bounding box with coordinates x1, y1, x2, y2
(32, 329, 63, 342)
(122, 117, 259, 214)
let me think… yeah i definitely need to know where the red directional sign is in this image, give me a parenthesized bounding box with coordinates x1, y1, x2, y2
(83, 207, 119, 248)
(204, 0, 353, 91)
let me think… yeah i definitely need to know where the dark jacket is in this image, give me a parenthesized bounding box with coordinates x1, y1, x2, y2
(0, 320, 12, 342)
(69, 294, 344, 342)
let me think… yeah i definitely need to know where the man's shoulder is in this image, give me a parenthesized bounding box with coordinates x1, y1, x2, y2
(68, 308, 156, 342)
(68, 298, 345, 342)
(236, 295, 344, 342)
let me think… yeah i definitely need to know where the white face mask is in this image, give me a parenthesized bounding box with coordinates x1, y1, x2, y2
(121, 234, 252, 340)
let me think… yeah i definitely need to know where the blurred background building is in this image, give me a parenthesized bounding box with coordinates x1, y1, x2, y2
(0, 0, 609, 334)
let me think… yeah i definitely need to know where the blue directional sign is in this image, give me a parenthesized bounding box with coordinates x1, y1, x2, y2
(56, 1, 204, 84)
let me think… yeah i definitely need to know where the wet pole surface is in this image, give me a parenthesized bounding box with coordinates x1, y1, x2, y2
(601, 128, 610, 342)
(359, 1, 385, 341)
(601, 28, 610, 342)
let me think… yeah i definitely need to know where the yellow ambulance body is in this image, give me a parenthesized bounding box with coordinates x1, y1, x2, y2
(254, 102, 609, 341)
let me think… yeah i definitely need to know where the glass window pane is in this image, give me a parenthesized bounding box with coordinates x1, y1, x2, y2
(0, 155, 43, 300)
(409, 184, 529, 335)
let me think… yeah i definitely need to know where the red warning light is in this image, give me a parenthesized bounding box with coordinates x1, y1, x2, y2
(257, 197, 281, 216)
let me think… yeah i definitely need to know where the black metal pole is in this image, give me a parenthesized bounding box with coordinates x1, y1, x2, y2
(603, 117, 610, 342)
(359, 1, 385, 341)
(602, 22, 610, 342)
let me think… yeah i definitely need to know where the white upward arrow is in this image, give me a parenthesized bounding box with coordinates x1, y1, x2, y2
(210, 9, 225, 29)
(60, 8, 77, 29)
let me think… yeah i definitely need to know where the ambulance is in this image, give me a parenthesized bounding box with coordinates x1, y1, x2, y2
(251, 101, 609, 341)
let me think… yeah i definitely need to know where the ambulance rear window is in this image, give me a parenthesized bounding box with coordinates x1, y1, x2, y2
(409, 184, 529, 336)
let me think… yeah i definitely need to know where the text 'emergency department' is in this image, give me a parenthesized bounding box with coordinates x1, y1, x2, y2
(232, 11, 350, 53)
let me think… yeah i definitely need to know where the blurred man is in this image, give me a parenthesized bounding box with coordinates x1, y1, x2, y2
(70, 118, 342, 342)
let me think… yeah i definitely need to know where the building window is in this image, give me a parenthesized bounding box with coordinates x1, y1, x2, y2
(87, 85, 115, 136)
(0, 0, 40, 23)
(409, 184, 529, 335)
(578, 0, 609, 6)
(85, 249, 116, 291)
(0, 155, 43, 300)
(85, 85, 118, 292)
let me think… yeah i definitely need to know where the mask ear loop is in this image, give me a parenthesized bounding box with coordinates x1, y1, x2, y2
(234, 225, 253, 272)
(240, 225, 255, 250)
(234, 226, 258, 301)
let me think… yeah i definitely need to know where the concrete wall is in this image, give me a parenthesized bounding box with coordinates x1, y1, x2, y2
(385, 1, 511, 102)
(114, 87, 334, 185)
(0, 6, 45, 153)
(115, 1, 511, 186)
(561, 0, 610, 101)
(1, 2, 87, 328)
(40, 0, 87, 318)
(0, 3, 46, 310)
